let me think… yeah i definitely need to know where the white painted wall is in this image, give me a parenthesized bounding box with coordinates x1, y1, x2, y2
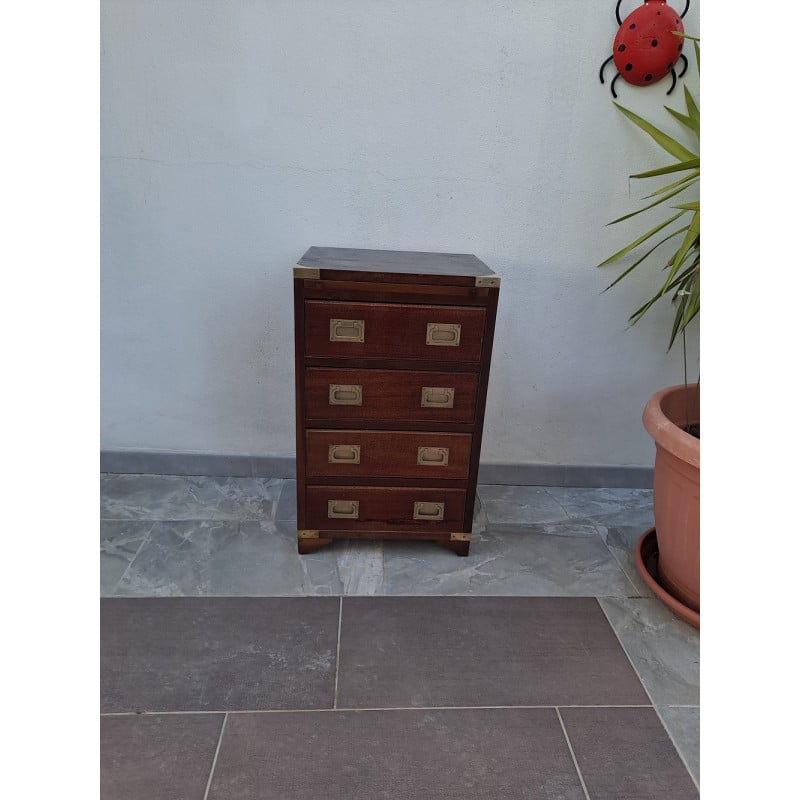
(101, 0, 700, 467)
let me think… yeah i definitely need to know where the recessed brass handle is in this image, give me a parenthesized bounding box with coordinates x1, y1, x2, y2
(330, 318, 365, 343)
(413, 501, 445, 521)
(329, 384, 363, 405)
(421, 387, 454, 408)
(417, 446, 449, 466)
(426, 323, 461, 347)
(328, 444, 361, 464)
(328, 500, 360, 519)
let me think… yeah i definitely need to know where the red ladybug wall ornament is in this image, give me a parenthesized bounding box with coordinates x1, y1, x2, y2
(599, 0, 690, 98)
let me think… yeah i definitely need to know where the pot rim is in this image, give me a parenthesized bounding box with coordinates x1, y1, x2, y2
(642, 383, 700, 469)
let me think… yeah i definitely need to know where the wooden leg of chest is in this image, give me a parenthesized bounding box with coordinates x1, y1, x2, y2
(297, 530, 332, 555)
(445, 532, 471, 557)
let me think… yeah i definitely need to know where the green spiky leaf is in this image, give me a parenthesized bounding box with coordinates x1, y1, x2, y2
(607, 186, 697, 225)
(602, 227, 689, 292)
(613, 103, 697, 161)
(599, 41, 700, 351)
(597, 211, 686, 266)
(631, 158, 699, 179)
(645, 172, 699, 198)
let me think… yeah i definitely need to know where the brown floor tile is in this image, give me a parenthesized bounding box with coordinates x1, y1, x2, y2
(336, 596, 650, 708)
(559, 706, 698, 799)
(101, 713, 223, 800)
(101, 597, 339, 712)
(208, 708, 586, 800)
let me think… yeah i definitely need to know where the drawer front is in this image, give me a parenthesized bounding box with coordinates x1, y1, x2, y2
(305, 301, 486, 362)
(304, 368, 479, 424)
(306, 486, 467, 531)
(306, 430, 472, 479)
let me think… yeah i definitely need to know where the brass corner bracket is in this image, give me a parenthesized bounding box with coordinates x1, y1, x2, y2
(294, 265, 321, 279)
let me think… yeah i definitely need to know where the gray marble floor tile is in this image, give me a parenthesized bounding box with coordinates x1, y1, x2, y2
(545, 486, 655, 529)
(101, 713, 223, 800)
(597, 524, 656, 598)
(101, 597, 339, 712)
(275, 479, 297, 521)
(337, 597, 650, 708)
(100, 473, 283, 521)
(382, 522, 639, 596)
(209, 709, 586, 800)
(599, 596, 700, 706)
(101, 522, 150, 596)
(335, 540, 386, 594)
(657, 705, 700, 787)
(544, 485, 653, 516)
(115, 519, 339, 597)
(273, 521, 346, 595)
(476, 484, 570, 524)
(471, 491, 488, 536)
(559, 706, 698, 799)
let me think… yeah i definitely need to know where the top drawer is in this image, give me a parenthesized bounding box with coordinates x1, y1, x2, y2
(305, 301, 486, 363)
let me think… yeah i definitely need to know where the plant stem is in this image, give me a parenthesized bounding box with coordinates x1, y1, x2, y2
(683, 328, 689, 429)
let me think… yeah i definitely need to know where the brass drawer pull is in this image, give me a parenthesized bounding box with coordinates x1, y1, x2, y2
(426, 323, 461, 347)
(330, 318, 365, 343)
(413, 501, 445, 521)
(421, 387, 454, 408)
(329, 384, 363, 405)
(417, 446, 450, 466)
(328, 444, 361, 464)
(328, 500, 360, 519)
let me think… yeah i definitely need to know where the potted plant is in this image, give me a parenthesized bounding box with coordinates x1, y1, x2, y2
(599, 37, 700, 628)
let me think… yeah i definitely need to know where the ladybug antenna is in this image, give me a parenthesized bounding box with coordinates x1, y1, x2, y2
(615, 0, 624, 26)
(680, 0, 690, 19)
(610, 73, 620, 99)
(599, 55, 614, 84)
(667, 69, 678, 95)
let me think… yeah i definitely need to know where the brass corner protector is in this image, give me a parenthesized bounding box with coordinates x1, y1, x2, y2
(450, 532, 472, 542)
(298, 529, 320, 540)
(294, 265, 321, 279)
(475, 275, 500, 288)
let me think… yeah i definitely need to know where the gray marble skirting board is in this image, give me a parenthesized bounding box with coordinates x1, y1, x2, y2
(100, 450, 653, 488)
(100, 451, 297, 479)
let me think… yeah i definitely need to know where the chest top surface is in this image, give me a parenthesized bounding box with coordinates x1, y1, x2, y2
(294, 247, 499, 287)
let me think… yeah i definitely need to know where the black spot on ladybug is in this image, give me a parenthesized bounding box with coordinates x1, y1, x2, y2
(645, 74, 653, 81)
(625, 63, 633, 71)
(618, 44, 626, 52)
(652, 39, 659, 47)
(629, 23, 636, 29)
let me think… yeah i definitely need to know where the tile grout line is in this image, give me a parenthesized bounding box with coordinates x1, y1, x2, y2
(555, 707, 591, 800)
(595, 599, 659, 709)
(100, 703, 656, 717)
(333, 596, 343, 709)
(202, 712, 227, 800)
(590, 522, 647, 598)
(596, 598, 699, 792)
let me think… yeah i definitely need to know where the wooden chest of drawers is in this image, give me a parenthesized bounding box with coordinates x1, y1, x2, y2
(293, 247, 500, 556)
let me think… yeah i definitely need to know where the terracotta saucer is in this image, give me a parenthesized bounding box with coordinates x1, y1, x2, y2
(634, 528, 700, 630)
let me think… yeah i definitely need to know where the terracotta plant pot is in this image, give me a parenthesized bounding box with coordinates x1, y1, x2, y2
(640, 383, 700, 621)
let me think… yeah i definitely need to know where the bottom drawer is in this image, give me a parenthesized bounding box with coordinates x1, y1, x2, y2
(305, 486, 467, 532)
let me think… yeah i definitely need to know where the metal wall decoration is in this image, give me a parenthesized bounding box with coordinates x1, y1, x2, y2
(599, 0, 690, 98)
